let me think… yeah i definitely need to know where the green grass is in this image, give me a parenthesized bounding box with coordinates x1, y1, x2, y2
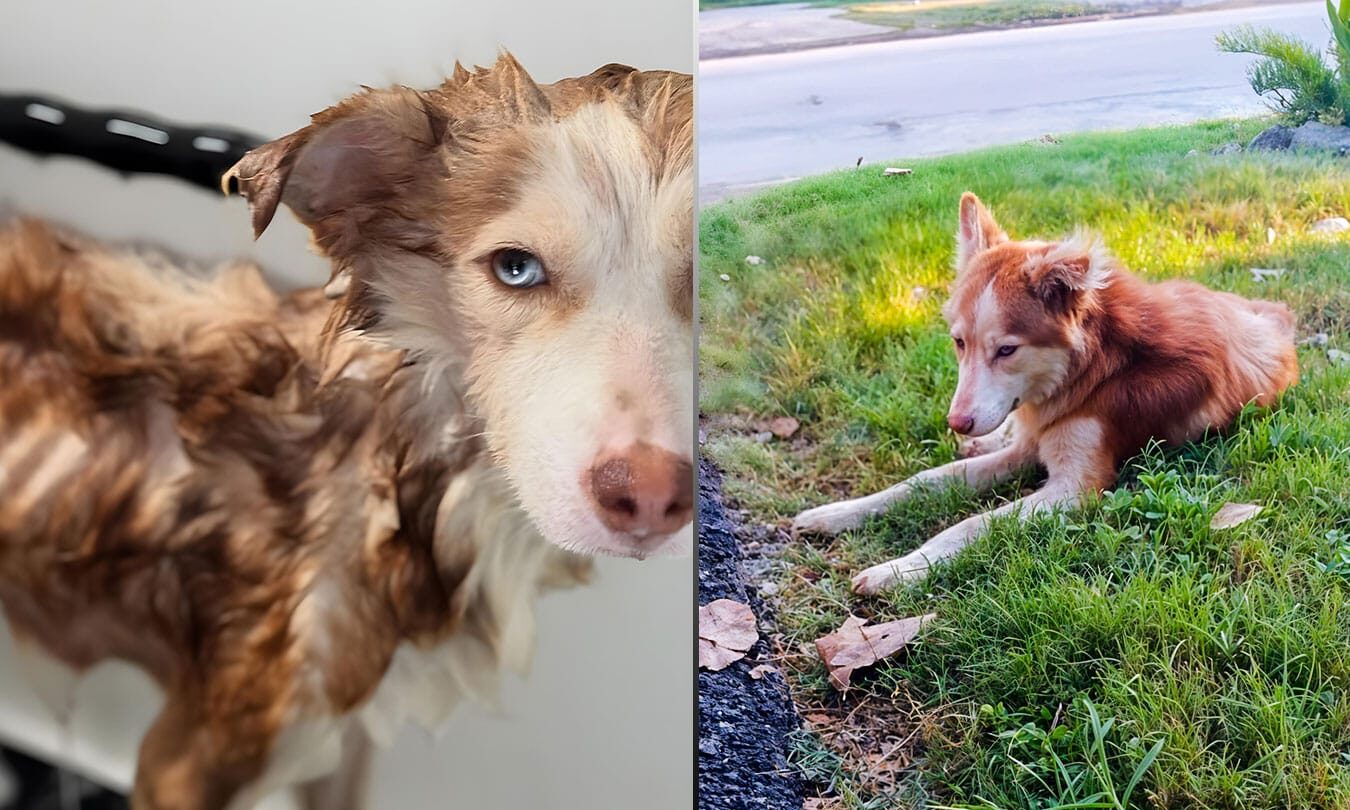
(701, 0, 1147, 32)
(700, 119, 1350, 808)
(838, 0, 1137, 34)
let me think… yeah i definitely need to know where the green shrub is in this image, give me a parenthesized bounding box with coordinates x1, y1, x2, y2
(1217, 1, 1350, 126)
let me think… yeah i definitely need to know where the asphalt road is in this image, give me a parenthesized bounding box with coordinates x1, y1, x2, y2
(699, 2, 1330, 200)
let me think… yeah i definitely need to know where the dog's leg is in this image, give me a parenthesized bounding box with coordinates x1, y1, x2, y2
(297, 725, 373, 810)
(957, 413, 1016, 458)
(132, 693, 269, 810)
(852, 417, 1111, 594)
(792, 441, 1035, 535)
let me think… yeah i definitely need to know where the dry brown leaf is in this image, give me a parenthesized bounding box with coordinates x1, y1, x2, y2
(698, 599, 758, 671)
(815, 613, 935, 691)
(803, 712, 834, 727)
(1210, 502, 1263, 530)
(748, 663, 778, 680)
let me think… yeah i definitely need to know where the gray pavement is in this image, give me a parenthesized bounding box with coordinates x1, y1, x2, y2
(699, 1, 1331, 201)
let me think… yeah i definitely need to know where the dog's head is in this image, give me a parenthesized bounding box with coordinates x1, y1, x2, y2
(225, 56, 693, 558)
(941, 193, 1112, 437)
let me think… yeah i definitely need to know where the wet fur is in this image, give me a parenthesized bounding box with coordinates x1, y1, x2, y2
(794, 193, 1298, 594)
(0, 56, 690, 809)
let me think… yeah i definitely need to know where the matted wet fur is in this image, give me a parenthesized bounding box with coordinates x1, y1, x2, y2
(0, 56, 691, 810)
(794, 193, 1297, 594)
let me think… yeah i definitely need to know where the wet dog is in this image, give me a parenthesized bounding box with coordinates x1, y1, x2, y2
(0, 56, 692, 809)
(793, 192, 1297, 594)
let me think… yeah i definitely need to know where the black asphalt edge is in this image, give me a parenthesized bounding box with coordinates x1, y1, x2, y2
(698, 459, 804, 810)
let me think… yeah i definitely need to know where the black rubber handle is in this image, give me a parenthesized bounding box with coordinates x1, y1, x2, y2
(0, 92, 265, 192)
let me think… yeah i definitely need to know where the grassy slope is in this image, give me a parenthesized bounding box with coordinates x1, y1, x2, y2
(700, 119, 1350, 808)
(701, 0, 1135, 31)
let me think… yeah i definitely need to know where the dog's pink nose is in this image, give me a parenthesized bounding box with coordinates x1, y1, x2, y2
(948, 413, 976, 435)
(588, 443, 693, 539)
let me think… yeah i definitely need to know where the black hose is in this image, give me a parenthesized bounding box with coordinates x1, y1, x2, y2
(0, 92, 264, 192)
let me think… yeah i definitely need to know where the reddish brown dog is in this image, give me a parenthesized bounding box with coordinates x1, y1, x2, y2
(794, 193, 1298, 594)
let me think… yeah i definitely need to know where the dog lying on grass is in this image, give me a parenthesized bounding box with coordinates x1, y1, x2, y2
(0, 56, 691, 809)
(793, 192, 1297, 594)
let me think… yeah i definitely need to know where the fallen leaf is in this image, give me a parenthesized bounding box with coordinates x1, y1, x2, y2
(767, 416, 800, 439)
(1210, 502, 1263, 530)
(815, 614, 935, 690)
(803, 712, 834, 727)
(698, 599, 758, 671)
(748, 664, 778, 680)
(1249, 267, 1286, 282)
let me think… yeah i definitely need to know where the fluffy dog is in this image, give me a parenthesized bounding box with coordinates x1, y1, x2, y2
(793, 192, 1297, 594)
(0, 56, 692, 809)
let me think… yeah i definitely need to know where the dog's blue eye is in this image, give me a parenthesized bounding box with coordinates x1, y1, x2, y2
(996, 345, 1018, 358)
(491, 249, 547, 289)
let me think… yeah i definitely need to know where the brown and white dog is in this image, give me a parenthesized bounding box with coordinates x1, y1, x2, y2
(793, 192, 1297, 594)
(0, 56, 691, 809)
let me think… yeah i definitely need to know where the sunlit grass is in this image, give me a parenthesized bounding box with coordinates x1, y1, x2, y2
(700, 119, 1350, 808)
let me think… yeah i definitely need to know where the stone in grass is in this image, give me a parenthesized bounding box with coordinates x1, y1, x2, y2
(1290, 122, 1350, 156)
(1310, 217, 1350, 234)
(1211, 142, 1243, 156)
(1249, 121, 1350, 155)
(1248, 124, 1294, 152)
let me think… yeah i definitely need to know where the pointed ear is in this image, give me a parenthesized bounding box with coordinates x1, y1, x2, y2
(1026, 237, 1111, 313)
(955, 192, 1007, 270)
(222, 87, 445, 250)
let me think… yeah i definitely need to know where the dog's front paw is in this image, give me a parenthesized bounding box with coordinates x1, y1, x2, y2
(792, 500, 868, 535)
(851, 557, 928, 595)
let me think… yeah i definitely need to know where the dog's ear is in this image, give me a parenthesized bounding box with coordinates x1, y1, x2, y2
(1027, 237, 1110, 313)
(223, 88, 446, 256)
(955, 192, 1007, 270)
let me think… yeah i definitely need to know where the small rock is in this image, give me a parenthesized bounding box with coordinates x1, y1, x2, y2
(745, 255, 765, 266)
(1249, 267, 1286, 282)
(718, 273, 731, 282)
(1329, 348, 1350, 366)
(766, 416, 800, 439)
(1037, 133, 1061, 145)
(882, 167, 912, 177)
(1186, 148, 1199, 157)
(1310, 217, 1350, 234)
(1289, 121, 1350, 156)
(1211, 141, 1242, 156)
(752, 431, 773, 444)
(1300, 332, 1329, 347)
(758, 581, 780, 597)
(1248, 124, 1294, 152)
(698, 737, 721, 756)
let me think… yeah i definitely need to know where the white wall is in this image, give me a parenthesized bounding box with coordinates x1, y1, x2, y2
(0, 1, 694, 808)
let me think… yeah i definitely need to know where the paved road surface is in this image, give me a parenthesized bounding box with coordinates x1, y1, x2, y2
(700, 2, 1329, 200)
